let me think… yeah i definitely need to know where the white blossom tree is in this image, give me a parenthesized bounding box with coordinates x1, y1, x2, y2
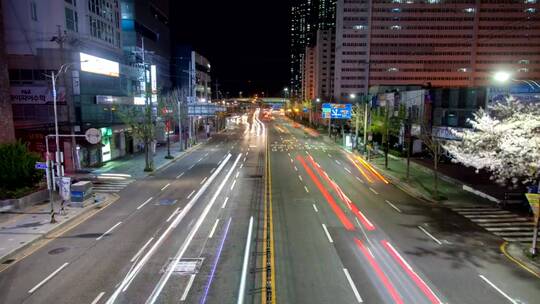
(444, 98, 540, 186)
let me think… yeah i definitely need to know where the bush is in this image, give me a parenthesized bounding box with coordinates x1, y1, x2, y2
(0, 141, 43, 196)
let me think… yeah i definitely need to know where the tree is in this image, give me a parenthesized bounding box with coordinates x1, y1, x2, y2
(119, 105, 155, 172)
(0, 141, 42, 198)
(444, 99, 540, 186)
(158, 90, 179, 159)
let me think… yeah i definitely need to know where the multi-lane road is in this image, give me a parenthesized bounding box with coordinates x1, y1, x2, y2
(0, 109, 538, 304)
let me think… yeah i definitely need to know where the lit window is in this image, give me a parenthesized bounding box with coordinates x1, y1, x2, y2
(353, 25, 366, 30)
(457, 68, 468, 72)
(524, 0, 536, 3)
(387, 68, 399, 72)
(392, 8, 401, 12)
(427, 0, 441, 3)
(524, 8, 536, 13)
(463, 8, 475, 13)
(390, 25, 402, 30)
(392, 0, 402, 3)
(518, 59, 530, 64)
(65, 7, 78, 32)
(517, 68, 529, 73)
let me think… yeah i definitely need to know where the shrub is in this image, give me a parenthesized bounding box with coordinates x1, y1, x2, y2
(0, 141, 43, 194)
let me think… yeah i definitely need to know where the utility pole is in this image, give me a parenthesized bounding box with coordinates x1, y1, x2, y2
(354, 102, 360, 150)
(384, 103, 390, 169)
(363, 98, 369, 156)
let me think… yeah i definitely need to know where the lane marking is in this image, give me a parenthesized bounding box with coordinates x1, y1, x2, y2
(418, 226, 443, 245)
(187, 190, 196, 199)
(137, 197, 153, 210)
(298, 175, 303, 181)
(304, 186, 309, 193)
(335, 160, 341, 165)
(166, 208, 181, 223)
(236, 171, 240, 178)
(96, 222, 122, 240)
(321, 224, 334, 243)
(343, 268, 363, 303)
(243, 157, 247, 162)
(328, 153, 332, 158)
(28, 262, 69, 294)
(290, 158, 293, 163)
(344, 167, 352, 174)
(91, 291, 106, 304)
(188, 164, 195, 170)
(222, 197, 229, 209)
(208, 219, 220, 238)
(180, 274, 196, 301)
(160, 183, 170, 191)
(210, 167, 216, 173)
(230, 180, 237, 191)
(294, 166, 298, 171)
(237, 216, 254, 304)
(355, 176, 365, 184)
(479, 275, 517, 304)
(176, 172, 185, 179)
(312, 204, 318, 212)
(246, 152, 249, 156)
(385, 200, 402, 213)
(200, 177, 208, 185)
(143, 155, 241, 304)
(130, 237, 155, 263)
(369, 187, 379, 195)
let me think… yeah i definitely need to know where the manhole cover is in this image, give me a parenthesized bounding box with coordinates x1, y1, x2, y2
(168, 258, 203, 275)
(48, 247, 69, 255)
(158, 199, 177, 206)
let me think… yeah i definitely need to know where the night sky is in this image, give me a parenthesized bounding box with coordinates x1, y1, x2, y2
(171, 1, 290, 98)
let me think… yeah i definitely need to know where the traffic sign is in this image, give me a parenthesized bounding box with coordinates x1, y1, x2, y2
(35, 162, 48, 170)
(526, 193, 540, 224)
(85, 128, 102, 144)
(322, 103, 352, 119)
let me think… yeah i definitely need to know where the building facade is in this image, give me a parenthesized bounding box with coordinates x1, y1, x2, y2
(302, 46, 316, 101)
(3, 0, 152, 169)
(314, 29, 335, 102)
(0, 0, 14, 143)
(334, 0, 540, 101)
(172, 46, 212, 103)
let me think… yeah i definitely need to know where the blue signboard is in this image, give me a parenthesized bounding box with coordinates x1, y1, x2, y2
(322, 103, 352, 119)
(35, 162, 48, 170)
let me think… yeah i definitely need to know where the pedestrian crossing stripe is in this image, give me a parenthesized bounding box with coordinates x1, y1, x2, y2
(452, 206, 538, 243)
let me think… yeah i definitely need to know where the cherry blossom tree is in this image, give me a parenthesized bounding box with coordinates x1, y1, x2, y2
(444, 99, 540, 186)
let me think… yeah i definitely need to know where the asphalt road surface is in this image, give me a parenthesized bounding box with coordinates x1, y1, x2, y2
(1, 109, 539, 304)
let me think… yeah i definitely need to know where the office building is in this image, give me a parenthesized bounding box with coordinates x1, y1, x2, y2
(314, 29, 335, 101)
(334, 0, 540, 102)
(172, 46, 212, 103)
(3, 0, 149, 169)
(302, 46, 316, 101)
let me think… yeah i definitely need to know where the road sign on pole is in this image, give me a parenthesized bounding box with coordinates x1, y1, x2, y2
(322, 103, 352, 119)
(35, 162, 48, 170)
(525, 193, 540, 256)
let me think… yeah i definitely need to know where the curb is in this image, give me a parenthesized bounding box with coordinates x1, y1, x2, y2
(0, 193, 119, 268)
(500, 241, 540, 279)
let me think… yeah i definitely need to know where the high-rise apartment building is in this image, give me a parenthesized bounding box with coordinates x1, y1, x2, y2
(314, 29, 336, 101)
(290, 0, 337, 97)
(334, 0, 540, 101)
(302, 46, 316, 101)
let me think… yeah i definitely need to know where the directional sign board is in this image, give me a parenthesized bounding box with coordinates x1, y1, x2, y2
(526, 193, 540, 224)
(322, 103, 352, 119)
(35, 162, 48, 170)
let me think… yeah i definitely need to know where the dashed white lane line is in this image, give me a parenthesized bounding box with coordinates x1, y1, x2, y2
(321, 224, 334, 243)
(160, 183, 170, 191)
(290, 158, 294, 163)
(180, 274, 196, 301)
(236, 171, 240, 178)
(187, 190, 196, 199)
(335, 160, 341, 165)
(166, 208, 181, 223)
(298, 175, 303, 182)
(197, 158, 203, 162)
(288, 152, 291, 157)
(240, 163, 244, 169)
(344, 167, 352, 174)
(28, 262, 70, 294)
(304, 186, 309, 193)
(479, 275, 518, 304)
(294, 166, 298, 171)
(385, 200, 402, 213)
(418, 226, 443, 245)
(210, 167, 216, 173)
(355, 176, 365, 184)
(176, 172, 185, 179)
(130, 237, 155, 262)
(137, 197, 153, 210)
(230, 180, 237, 191)
(200, 177, 208, 185)
(328, 154, 332, 158)
(222, 197, 229, 209)
(312, 204, 319, 213)
(204, 152, 209, 157)
(188, 164, 195, 170)
(343, 268, 363, 303)
(96, 222, 122, 241)
(246, 152, 249, 156)
(208, 219, 220, 238)
(243, 157, 247, 162)
(91, 291, 106, 304)
(369, 187, 379, 195)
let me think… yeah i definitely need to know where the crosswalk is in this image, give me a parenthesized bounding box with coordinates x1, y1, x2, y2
(451, 206, 538, 243)
(92, 173, 134, 193)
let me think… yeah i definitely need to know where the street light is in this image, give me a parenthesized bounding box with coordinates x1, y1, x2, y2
(316, 98, 321, 103)
(349, 93, 357, 99)
(493, 71, 511, 83)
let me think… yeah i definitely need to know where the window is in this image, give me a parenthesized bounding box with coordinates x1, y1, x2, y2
(65, 7, 78, 32)
(30, 1, 38, 21)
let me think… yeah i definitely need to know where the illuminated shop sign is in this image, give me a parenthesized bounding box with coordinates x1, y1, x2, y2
(80, 52, 119, 77)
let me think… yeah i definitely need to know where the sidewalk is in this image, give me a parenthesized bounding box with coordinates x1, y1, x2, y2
(0, 193, 117, 264)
